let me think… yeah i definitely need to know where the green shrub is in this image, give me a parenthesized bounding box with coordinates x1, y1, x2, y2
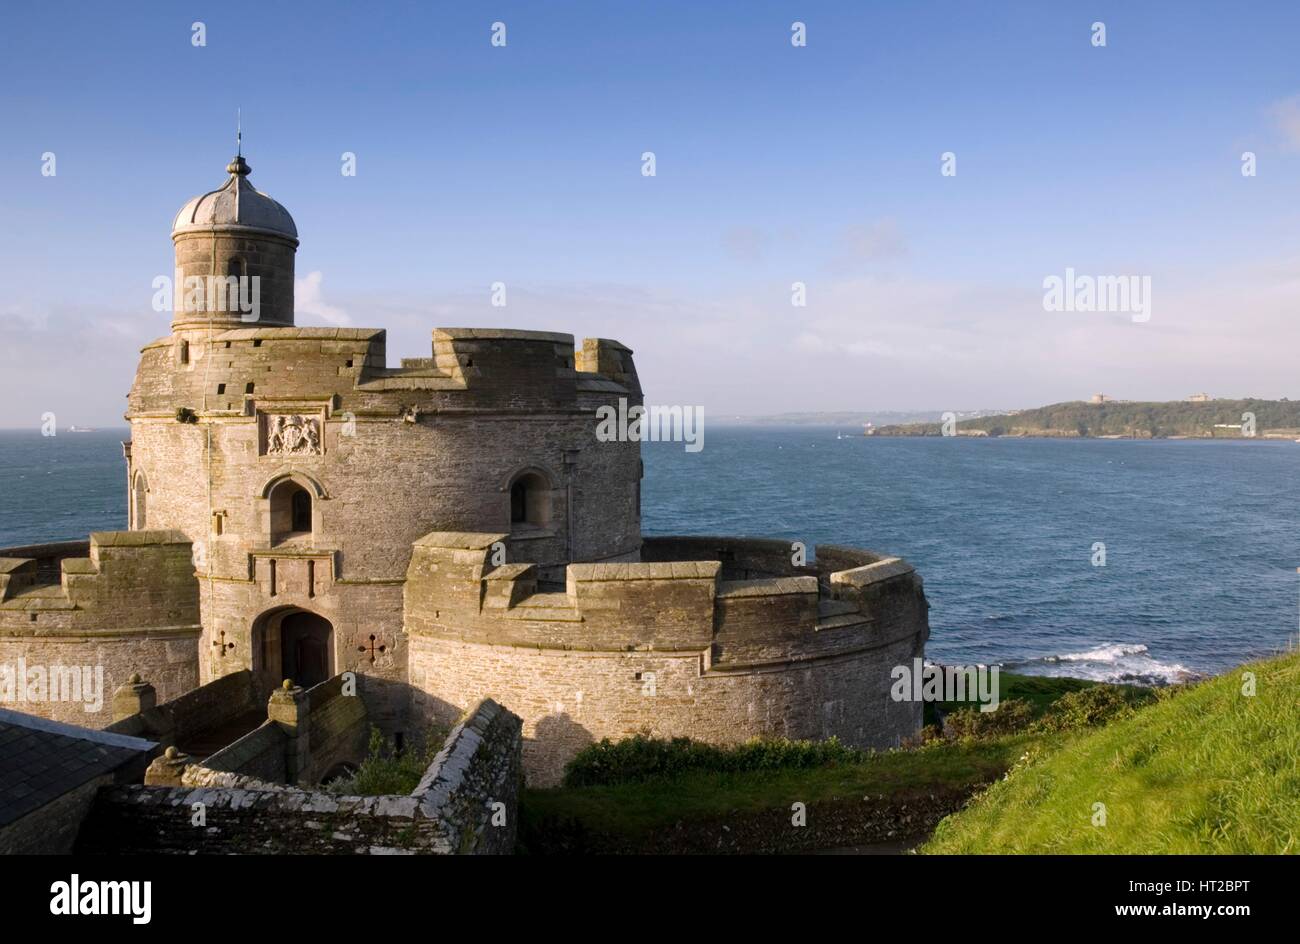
(326, 725, 447, 796)
(562, 733, 866, 787)
(1030, 684, 1148, 733)
(941, 698, 1035, 740)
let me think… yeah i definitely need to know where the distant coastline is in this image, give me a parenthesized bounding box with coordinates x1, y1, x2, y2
(868, 398, 1300, 441)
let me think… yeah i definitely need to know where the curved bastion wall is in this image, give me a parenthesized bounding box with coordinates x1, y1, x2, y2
(0, 533, 201, 726)
(405, 533, 930, 786)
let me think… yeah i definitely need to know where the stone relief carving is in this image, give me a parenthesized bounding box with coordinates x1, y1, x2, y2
(265, 414, 322, 456)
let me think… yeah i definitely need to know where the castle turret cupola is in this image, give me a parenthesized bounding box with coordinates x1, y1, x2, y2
(170, 154, 298, 330)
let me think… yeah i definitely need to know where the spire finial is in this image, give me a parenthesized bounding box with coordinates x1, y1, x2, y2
(227, 108, 250, 177)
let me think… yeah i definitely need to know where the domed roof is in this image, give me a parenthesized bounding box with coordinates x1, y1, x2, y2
(171, 155, 298, 241)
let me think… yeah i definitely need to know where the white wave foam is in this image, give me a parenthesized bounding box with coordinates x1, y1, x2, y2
(1013, 642, 1198, 685)
(1048, 643, 1149, 663)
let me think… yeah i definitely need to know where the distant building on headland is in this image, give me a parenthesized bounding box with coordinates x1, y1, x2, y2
(1185, 393, 1212, 402)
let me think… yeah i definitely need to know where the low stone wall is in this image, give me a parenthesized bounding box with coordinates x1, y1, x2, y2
(189, 722, 288, 784)
(0, 531, 201, 727)
(76, 699, 523, 854)
(640, 535, 814, 580)
(302, 674, 369, 783)
(0, 541, 90, 588)
(163, 673, 368, 787)
(106, 669, 257, 745)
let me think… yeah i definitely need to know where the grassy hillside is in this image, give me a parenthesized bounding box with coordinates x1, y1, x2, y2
(519, 674, 1140, 852)
(873, 398, 1300, 438)
(923, 651, 1300, 854)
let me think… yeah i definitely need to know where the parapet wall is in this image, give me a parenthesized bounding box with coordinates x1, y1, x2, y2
(0, 531, 201, 726)
(129, 326, 642, 420)
(106, 668, 256, 747)
(76, 698, 522, 854)
(406, 532, 930, 784)
(405, 532, 924, 664)
(178, 673, 369, 787)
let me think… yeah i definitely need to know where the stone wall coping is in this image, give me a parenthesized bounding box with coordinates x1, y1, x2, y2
(195, 722, 287, 774)
(217, 327, 384, 341)
(830, 557, 914, 588)
(0, 541, 90, 559)
(584, 336, 632, 352)
(0, 558, 33, 575)
(248, 545, 339, 560)
(90, 530, 191, 548)
(413, 531, 509, 550)
(716, 576, 820, 598)
(483, 563, 535, 581)
(575, 377, 630, 393)
(414, 697, 510, 816)
(567, 561, 721, 581)
(0, 622, 201, 639)
(433, 327, 575, 344)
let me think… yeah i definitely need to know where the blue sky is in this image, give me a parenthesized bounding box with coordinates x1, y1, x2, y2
(4, 1, 1300, 426)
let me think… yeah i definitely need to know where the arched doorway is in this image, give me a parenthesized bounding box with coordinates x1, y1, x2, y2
(252, 608, 334, 694)
(282, 611, 332, 687)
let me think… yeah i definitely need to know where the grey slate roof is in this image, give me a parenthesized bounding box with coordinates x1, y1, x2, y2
(0, 708, 155, 827)
(172, 154, 298, 241)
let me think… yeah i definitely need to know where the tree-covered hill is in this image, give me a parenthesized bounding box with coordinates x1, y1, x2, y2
(871, 398, 1300, 439)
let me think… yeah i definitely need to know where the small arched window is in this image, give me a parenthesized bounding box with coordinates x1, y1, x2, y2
(508, 471, 550, 529)
(269, 479, 313, 545)
(291, 488, 312, 533)
(132, 472, 148, 530)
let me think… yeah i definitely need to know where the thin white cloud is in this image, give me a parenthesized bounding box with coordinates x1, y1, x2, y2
(295, 271, 351, 326)
(1268, 94, 1300, 151)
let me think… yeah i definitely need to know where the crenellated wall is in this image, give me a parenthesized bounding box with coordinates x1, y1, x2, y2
(0, 532, 201, 726)
(405, 532, 930, 785)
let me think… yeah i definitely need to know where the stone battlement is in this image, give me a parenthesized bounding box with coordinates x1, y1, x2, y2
(129, 326, 639, 419)
(0, 531, 202, 725)
(0, 530, 197, 618)
(405, 531, 926, 670)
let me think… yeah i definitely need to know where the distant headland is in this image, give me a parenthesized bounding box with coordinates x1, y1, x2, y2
(868, 397, 1300, 440)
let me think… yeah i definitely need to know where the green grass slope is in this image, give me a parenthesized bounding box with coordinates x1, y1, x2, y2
(923, 652, 1300, 854)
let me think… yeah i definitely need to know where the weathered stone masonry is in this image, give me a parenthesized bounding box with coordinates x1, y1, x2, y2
(7, 153, 930, 788)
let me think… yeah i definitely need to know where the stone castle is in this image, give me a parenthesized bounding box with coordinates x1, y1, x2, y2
(0, 153, 931, 786)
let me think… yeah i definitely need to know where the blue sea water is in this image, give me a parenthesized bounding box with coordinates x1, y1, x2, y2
(2, 426, 1296, 683)
(643, 427, 1300, 684)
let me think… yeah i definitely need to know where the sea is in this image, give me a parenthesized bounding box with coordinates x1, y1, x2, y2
(2, 426, 1296, 685)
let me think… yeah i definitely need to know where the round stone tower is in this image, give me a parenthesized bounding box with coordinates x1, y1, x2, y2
(125, 153, 646, 733)
(170, 154, 298, 331)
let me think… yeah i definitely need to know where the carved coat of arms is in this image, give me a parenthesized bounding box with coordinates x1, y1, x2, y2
(266, 415, 322, 456)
